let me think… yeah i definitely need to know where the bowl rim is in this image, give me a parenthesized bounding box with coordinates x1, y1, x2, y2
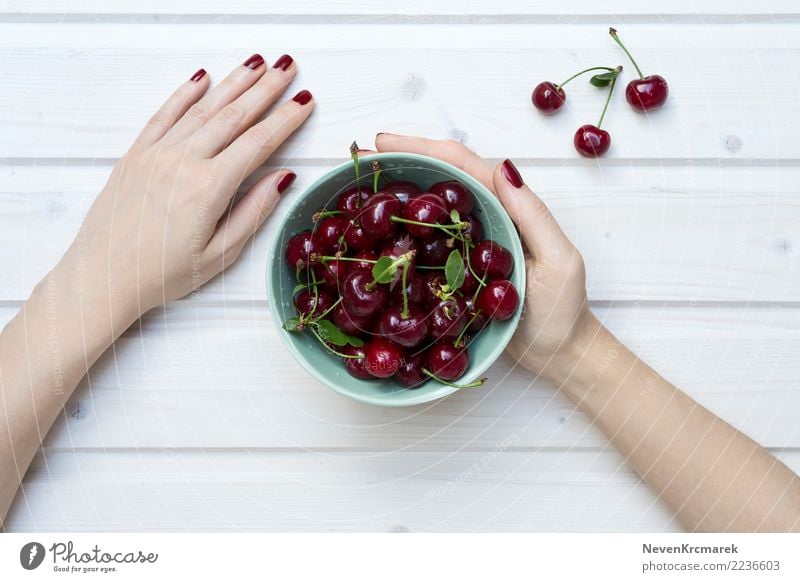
(265, 152, 525, 407)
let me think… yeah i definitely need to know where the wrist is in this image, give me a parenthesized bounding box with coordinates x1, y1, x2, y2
(539, 312, 624, 402)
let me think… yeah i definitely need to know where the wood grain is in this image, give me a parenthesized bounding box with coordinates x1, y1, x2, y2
(5, 0, 800, 17)
(1, 24, 799, 160)
(1, 301, 795, 451)
(2, 164, 798, 303)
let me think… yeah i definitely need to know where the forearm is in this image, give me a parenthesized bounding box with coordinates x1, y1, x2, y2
(0, 251, 138, 523)
(548, 314, 800, 532)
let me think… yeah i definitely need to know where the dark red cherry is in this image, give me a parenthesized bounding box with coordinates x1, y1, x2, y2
(396, 353, 428, 388)
(364, 337, 403, 378)
(377, 304, 429, 348)
(340, 270, 388, 318)
(343, 220, 378, 251)
(384, 180, 422, 205)
(333, 303, 370, 336)
(532, 81, 566, 114)
(429, 180, 473, 215)
(470, 240, 513, 280)
(420, 273, 446, 307)
(343, 345, 373, 380)
(465, 300, 490, 333)
(463, 214, 483, 242)
(337, 186, 371, 217)
(460, 259, 480, 295)
(293, 288, 335, 319)
(625, 75, 668, 112)
(316, 258, 348, 287)
(357, 192, 402, 239)
(389, 271, 428, 306)
(574, 124, 611, 158)
(418, 233, 452, 266)
(401, 193, 449, 238)
(286, 230, 322, 270)
(476, 279, 520, 321)
(379, 233, 418, 265)
(427, 342, 470, 382)
(429, 295, 468, 340)
(351, 249, 378, 273)
(314, 216, 347, 253)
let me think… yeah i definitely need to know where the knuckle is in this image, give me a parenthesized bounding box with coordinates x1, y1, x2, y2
(245, 123, 276, 150)
(219, 104, 245, 127)
(147, 110, 168, 129)
(187, 102, 211, 121)
(533, 198, 552, 221)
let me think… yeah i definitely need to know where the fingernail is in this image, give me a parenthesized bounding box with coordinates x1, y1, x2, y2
(243, 53, 265, 70)
(292, 90, 312, 105)
(272, 54, 294, 71)
(190, 68, 207, 82)
(277, 172, 297, 194)
(501, 159, 524, 188)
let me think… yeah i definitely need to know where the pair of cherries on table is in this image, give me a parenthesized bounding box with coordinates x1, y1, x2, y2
(283, 158, 520, 389)
(532, 28, 669, 157)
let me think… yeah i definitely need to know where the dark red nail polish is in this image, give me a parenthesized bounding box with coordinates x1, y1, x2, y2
(243, 54, 265, 70)
(277, 172, 297, 194)
(501, 159, 524, 188)
(190, 68, 207, 82)
(272, 54, 294, 71)
(293, 90, 312, 105)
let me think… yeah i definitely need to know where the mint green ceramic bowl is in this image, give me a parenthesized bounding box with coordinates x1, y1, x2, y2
(266, 153, 525, 406)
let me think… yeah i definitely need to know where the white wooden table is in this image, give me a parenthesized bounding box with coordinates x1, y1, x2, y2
(2, 1, 799, 532)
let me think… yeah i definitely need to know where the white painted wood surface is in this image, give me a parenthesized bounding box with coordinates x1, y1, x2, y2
(1, 2, 799, 532)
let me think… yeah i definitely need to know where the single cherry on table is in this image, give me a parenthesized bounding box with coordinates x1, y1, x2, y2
(610, 28, 669, 112)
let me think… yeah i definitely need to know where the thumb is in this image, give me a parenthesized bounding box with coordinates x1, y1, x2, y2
(492, 159, 570, 257)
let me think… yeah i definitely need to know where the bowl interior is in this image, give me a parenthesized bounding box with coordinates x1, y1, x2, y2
(267, 153, 525, 407)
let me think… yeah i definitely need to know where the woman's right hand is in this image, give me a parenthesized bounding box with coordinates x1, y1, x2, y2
(375, 134, 600, 382)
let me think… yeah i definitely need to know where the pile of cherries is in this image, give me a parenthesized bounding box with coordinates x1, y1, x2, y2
(283, 149, 520, 389)
(532, 28, 669, 157)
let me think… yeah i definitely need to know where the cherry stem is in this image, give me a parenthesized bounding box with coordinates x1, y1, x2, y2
(372, 161, 383, 194)
(319, 255, 376, 264)
(597, 67, 622, 128)
(350, 141, 361, 190)
(391, 216, 467, 233)
(313, 209, 344, 222)
(422, 368, 486, 389)
(309, 327, 361, 359)
(311, 296, 342, 323)
(415, 265, 445, 270)
(609, 28, 643, 79)
(557, 66, 615, 90)
(454, 309, 481, 347)
(399, 262, 410, 318)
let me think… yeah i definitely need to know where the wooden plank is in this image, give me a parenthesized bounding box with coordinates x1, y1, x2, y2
(2, 164, 798, 303)
(4, 0, 800, 17)
(2, 301, 796, 450)
(1, 24, 799, 160)
(6, 449, 799, 532)
(3, 449, 683, 532)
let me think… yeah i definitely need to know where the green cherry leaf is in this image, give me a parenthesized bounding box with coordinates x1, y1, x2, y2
(283, 316, 302, 332)
(589, 69, 621, 87)
(371, 256, 397, 284)
(316, 319, 363, 347)
(444, 249, 465, 292)
(449, 209, 461, 224)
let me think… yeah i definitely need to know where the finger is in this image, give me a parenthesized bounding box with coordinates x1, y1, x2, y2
(163, 53, 267, 145)
(131, 68, 210, 150)
(375, 133, 494, 191)
(492, 159, 571, 256)
(216, 90, 314, 182)
(188, 54, 297, 157)
(205, 170, 296, 262)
